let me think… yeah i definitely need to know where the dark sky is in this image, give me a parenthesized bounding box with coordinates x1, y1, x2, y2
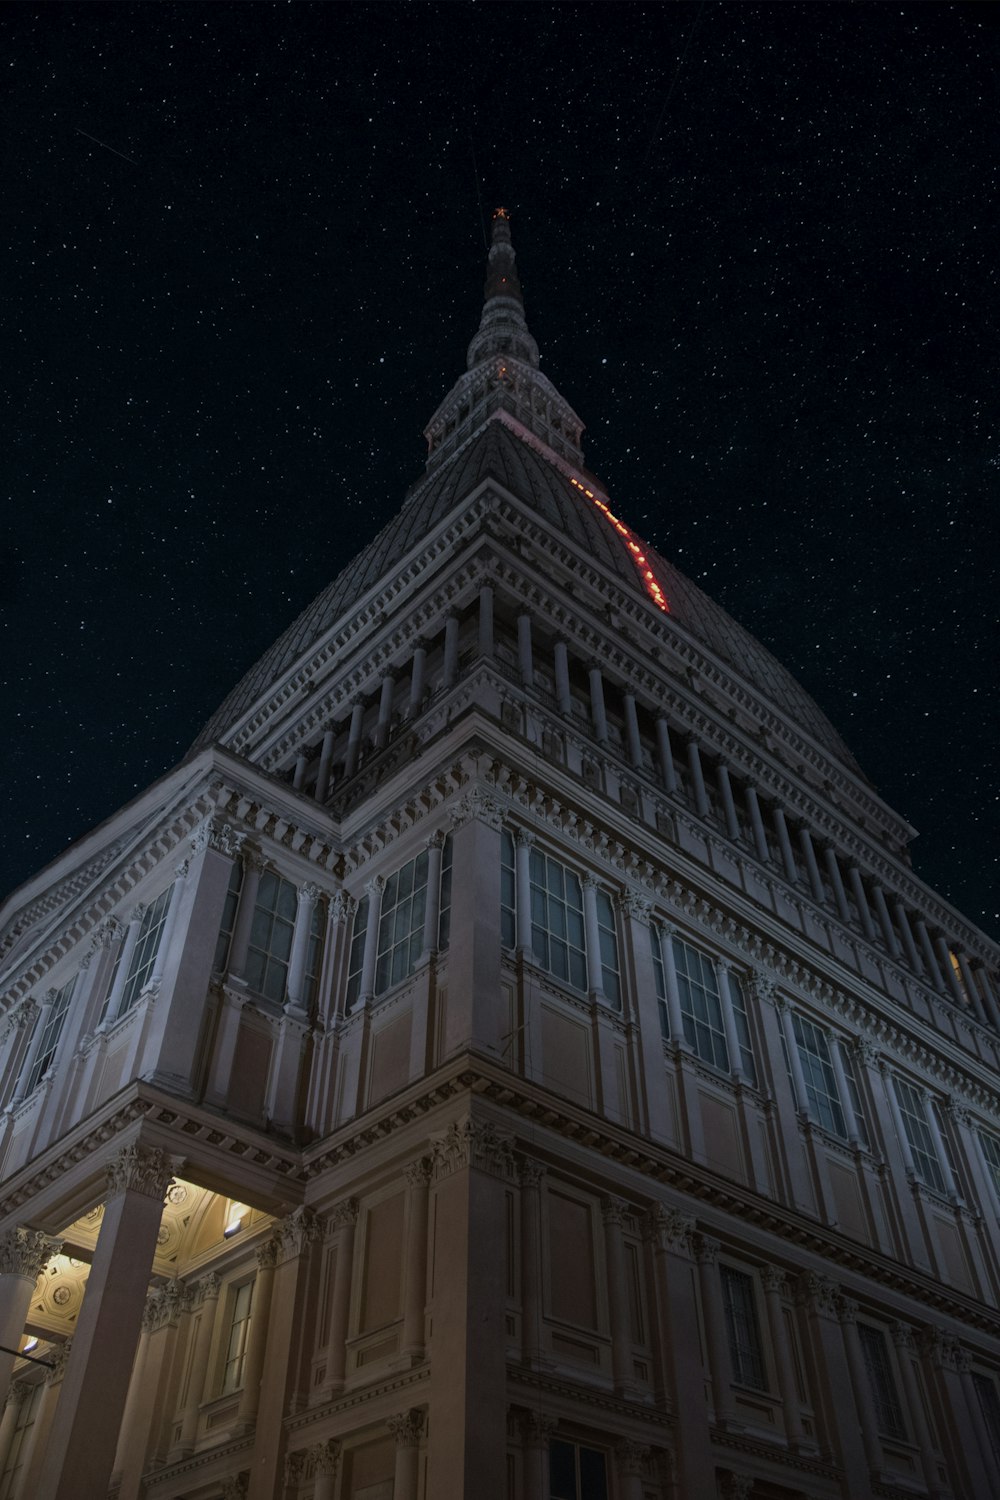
(3, 2, 997, 939)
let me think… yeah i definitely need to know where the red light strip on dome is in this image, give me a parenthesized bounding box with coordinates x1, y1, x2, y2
(569, 477, 670, 613)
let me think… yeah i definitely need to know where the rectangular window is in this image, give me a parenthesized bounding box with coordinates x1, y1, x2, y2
(595, 889, 620, 1010)
(893, 1076, 946, 1193)
(720, 1265, 768, 1391)
(729, 973, 757, 1085)
(221, 1279, 254, 1395)
(23, 977, 76, 1096)
(973, 1371, 1000, 1467)
(792, 1013, 847, 1137)
(839, 1042, 871, 1149)
(529, 848, 587, 992)
(500, 829, 516, 949)
(673, 936, 729, 1072)
(979, 1131, 1000, 1201)
(549, 1438, 609, 1500)
(438, 834, 453, 949)
(375, 849, 429, 993)
(119, 885, 174, 1014)
(245, 871, 297, 1004)
(650, 926, 669, 1039)
(214, 862, 244, 973)
(858, 1323, 906, 1438)
(303, 897, 325, 1009)
(345, 897, 368, 1010)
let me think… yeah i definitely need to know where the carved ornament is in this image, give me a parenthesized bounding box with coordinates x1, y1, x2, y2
(642, 1204, 695, 1252)
(451, 786, 505, 832)
(105, 1144, 177, 1202)
(387, 1407, 426, 1448)
(0, 1226, 61, 1279)
(431, 1118, 515, 1181)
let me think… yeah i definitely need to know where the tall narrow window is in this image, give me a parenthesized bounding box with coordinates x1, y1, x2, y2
(438, 834, 453, 949)
(978, 1130, 1000, 1201)
(972, 1371, 1000, 1467)
(500, 829, 516, 949)
(839, 1042, 871, 1148)
(345, 898, 369, 1010)
(791, 1013, 847, 1137)
(594, 889, 620, 1008)
(119, 885, 174, 1014)
(650, 926, 668, 1038)
(549, 1439, 609, 1500)
(892, 1076, 946, 1193)
(303, 897, 326, 1009)
(23, 976, 76, 1096)
(245, 871, 297, 1003)
(529, 849, 587, 992)
(728, 973, 757, 1085)
(221, 1280, 254, 1395)
(673, 936, 729, 1072)
(720, 1265, 768, 1391)
(375, 849, 429, 992)
(214, 862, 244, 973)
(858, 1324, 905, 1438)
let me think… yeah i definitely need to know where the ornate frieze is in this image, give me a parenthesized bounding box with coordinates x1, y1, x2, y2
(0, 1225, 61, 1279)
(431, 1118, 515, 1180)
(105, 1144, 178, 1202)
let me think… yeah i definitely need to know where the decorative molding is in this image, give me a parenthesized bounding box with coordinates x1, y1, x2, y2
(276, 1205, 322, 1260)
(403, 1156, 434, 1190)
(331, 891, 358, 923)
(517, 1155, 546, 1190)
(191, 1271, 220, 1305)
(621, 892, 652, 923)
(143, 1278, 184, 1332)
(643, 1204, 695, 1252)
(285, 1439, 341, 1482)
(431, 1118, 515, 1180)
(387, 1407, 426, 1449)
(105, 1144, 178, 1202)
(515, 1406, 558, 1446)
(761, 1265, 789, 1297)
(798, 1272, 839, 1316)
(451, 785, 505, 832)
(190, 817, 245, 859)
(694, 1234, 720, 1267)
(330, 1197, 360, 1232)
(0, 999, 38, 1044)
(600, 1195, 628, 1229)
(221, 1475, 248, 1500)
(0, 1226, 61, 1279)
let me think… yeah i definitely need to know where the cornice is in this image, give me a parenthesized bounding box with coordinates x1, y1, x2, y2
(507, 1364, 671, 1430)
(711, 1425, 840, 1481)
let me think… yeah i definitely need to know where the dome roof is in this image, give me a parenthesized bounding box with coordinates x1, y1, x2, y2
(193, 415, 859, 773)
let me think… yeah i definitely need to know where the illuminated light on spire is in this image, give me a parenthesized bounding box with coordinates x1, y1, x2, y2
(568, 478, 670, 612)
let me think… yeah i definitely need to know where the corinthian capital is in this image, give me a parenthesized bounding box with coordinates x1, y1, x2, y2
(387, 1407, 426, 1449)
(451, 786, 505, 831)
(0, 1226, 62, 1279)
(105, 1144, 178, 1202)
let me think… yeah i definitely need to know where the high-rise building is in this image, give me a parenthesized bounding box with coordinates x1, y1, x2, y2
(0, 210, 998, 1500)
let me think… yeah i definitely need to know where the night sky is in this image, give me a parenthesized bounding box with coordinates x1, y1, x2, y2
(3, 2, 997, 940)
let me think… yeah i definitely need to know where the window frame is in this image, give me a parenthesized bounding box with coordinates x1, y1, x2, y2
(118, 885, 174, 1015)
(244, 870, 298, 1005)
(892, 1075, 947, 1194)
(857, 1322, 906, 1440)
(719, 1263, 769, 1393)
(220, 1276, 255, 1396)
(22, 976, 76, 1097)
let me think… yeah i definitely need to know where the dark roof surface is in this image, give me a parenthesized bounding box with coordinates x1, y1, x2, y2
(193, 420, 859, 772)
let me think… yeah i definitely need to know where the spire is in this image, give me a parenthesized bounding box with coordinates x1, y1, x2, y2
(424, 209, 584, 472)
(465, 208, 539, 370)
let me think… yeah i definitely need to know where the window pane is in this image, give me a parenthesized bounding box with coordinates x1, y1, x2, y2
(893, 1077, 946, 1193)
(720, 1265, 768, 1391)
(858, 1324, 905, 1438)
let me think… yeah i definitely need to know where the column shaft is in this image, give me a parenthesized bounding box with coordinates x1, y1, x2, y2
(588, 666, 609, 744)
(582, 877, 606, 1002)
(402, 1165, 431, 1359)
(478, 583, 494, 658)
(327, 1205, 358, 1390)
(517, 614, 534, 687)
(514, 831, 534, 956)
(848, 866, 876, 941)
(655, 717, 677, 793)
(408, 644, 427, 713)
(696, 1239, 735, 1425)
(745, 785, 770, 862)
(358, 878, 385, 1007)
(553, 641, 572, 715)
(717, 765, 740, 841)
(798, 828, 825, 904)
(442, 615, 460, 687)
(236, 1246, 277, 1429)
(420, 836, 444, 960)
(824, 847, 851, 923)
(623, 693, 642, 768)
(772, 808, 798, 884)
(872, 884, 901, 957)
(344, 701, 365, 776)
(285, 883, 319, 1014)
(374, 674, 395, 749)
(315, 725, 336, 801)
(686, 740, 710, 818)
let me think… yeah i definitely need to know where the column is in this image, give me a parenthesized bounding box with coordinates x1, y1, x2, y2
(311, 1440, 342, 1500)
(388, 1408, 425, 1500)
(326, 1199, 358, 1392)
(657, 926, 687, 1047)
(893, 900, 923, 974)
(955, 1344, 1000, 1494)
(882, 1067, 916, 1176)
(771, 808, 798, 884)
(829, 1041, 861, 1146)
(655, 716, 678, 793)
(518, 1159, 545, 1367)
(109, 1295, 154, 1485)
(834, 1293, 883, 1478)
(553, 640, 572, 715)
(17, 1340, 72, 1499)
(588, 666, 609, 744)
(798, 828, 825, 904)
(600, 1198, 633, 1396)
(37, 1144, 176, 1500)
(171, 1273, 220, 1457)
(442, 614, 460, 688)
(103, 905, 145, 1024)
(227, 852, 264, 981)
(0, 1382, 27, 1475)
(518, 1409, 557, 1500)
(715, 961, 746, 1082)
(615, 1440, 649, 1500)
(478, 582, 494, 658)
(973, 964, 1000, 1030)
(871, 884, 901, 958)
(848, 866, 876, 941)
(401, 1158, 432, 1360)
(685, 740, 710, 818)
(514, 829, 534, 956)
(235, 1235, 278, 1431)
(517, 614, 534, 688)
(823, 846, 851, 924)
(357, 876, 385, 1007)
(760, 1268, 805, 1446)
(0, 1228, 61, 1402)
(373, 673, 395, 749)
(443, 790, 504, 1057)
(956, 952, 988, 1026)
(694, 1235, 736, 1426)
(315, 725, 336, 801)
(745, 785, 769, 862)
(936, 935, 965, 1007)
(292, 750, 307, 791)
(716, 765, 741, 841)
(582, 876, 607, 1003)
(622, 692, 643, 768)
(643, 1208, 713, 1495)
(777, 999, 811, 1119)
(419, 832, 445, 961)
(408, 642, 427, 713)
(890, 1323, 939, 1492)
(284, 882, 320, 1016)
(914, 917, 943, 987)
(344, 700, 365, 776)
(10, 993, 53, 1103)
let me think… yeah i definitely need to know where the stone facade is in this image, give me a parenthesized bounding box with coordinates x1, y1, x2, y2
(0, 211, 999, 1499)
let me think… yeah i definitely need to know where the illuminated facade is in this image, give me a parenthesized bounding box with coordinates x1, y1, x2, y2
(1, 210, 999, 1500)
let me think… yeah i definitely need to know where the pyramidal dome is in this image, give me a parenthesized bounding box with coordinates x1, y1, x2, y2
(194, 210, 860, 780)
